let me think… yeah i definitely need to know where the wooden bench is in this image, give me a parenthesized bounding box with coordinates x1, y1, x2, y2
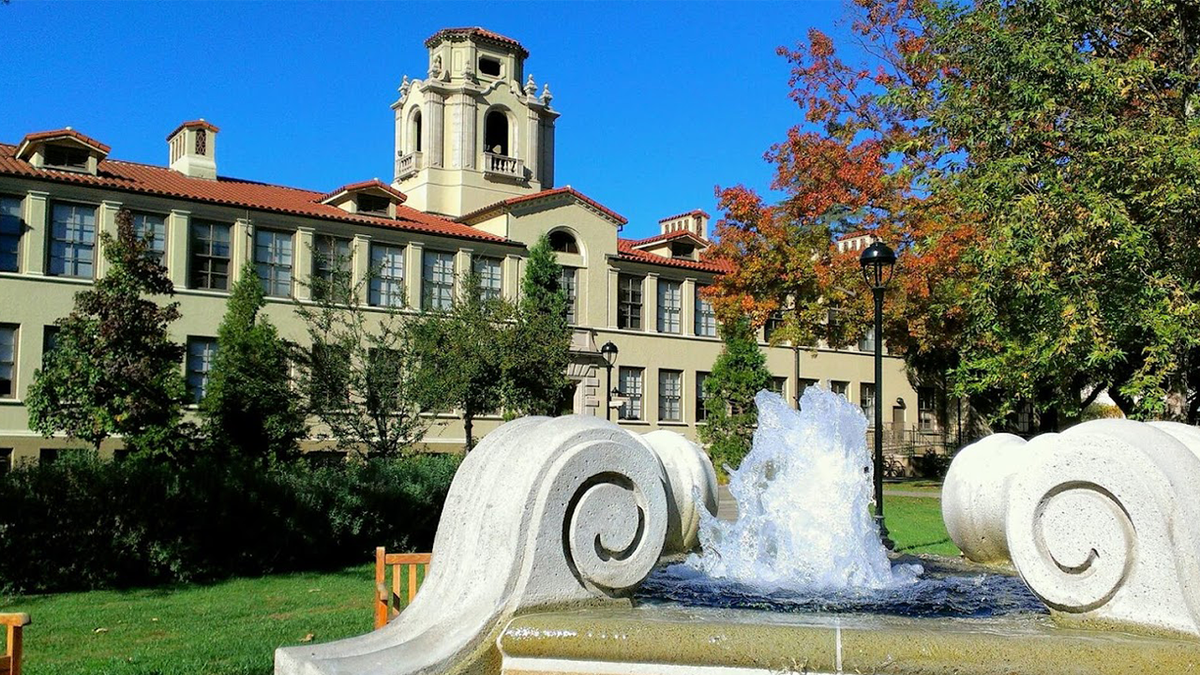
(0, 613, 30, 675)
(374, 548, 431, 629)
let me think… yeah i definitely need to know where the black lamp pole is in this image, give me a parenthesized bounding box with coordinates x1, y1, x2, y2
(860, 240, 896, 550)
(600, 341, 619, 421)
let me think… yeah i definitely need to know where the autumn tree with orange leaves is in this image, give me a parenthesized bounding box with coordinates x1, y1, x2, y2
(706, 0, 1200, 429)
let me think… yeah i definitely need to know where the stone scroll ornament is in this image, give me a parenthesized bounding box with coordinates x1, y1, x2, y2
(943, 419, 1200, 638)
(276, 416, 717, 675)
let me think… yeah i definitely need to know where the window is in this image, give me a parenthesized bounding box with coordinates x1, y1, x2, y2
(617, 275, 643, 330)
(186, 337, 218, 404)
(618, 367, 643, 421)
(559, 267, 578, 324)
(190, 221, 231, 290)
(670, 241, 696, 259)
(0, 325, 15, 398)
(473, 256, 503, 301)
(357, 194, 391, 216)
(0, 196, 21, 272)
(859, 326, 877, 352)
(696, 371, 710, 423)
(255, 229, 293, 297)
(830, 380, 849, 400)
(768, 376, 787, 400)
(422, 250, 455, 311)
(549, 230, 578, 254)
(479, 56, 502, 77)
(918, 386, 937, 431)
(311, 343, 351, 410)
(657, 280, 682, 334)
(798, 378, 818, 405)
(0, 449, 10, 477)
(132, 212, 166, 265)
(40, 448, 59, 465)
(313, 235, 351, 302)
(42, 325, 59, 366)
(48, 203, 95, 278)
(764, 311, 785, 342)
(861, 383, 877, 424)
(44, 145, 89, 170)
(659, 370, 682, 422)
(485, 110, 509, 155)
(369, 243, 406, 307)
(695, 287, 716, 337)
(411, 109, 423, 152)
(195, 128, 207, 156)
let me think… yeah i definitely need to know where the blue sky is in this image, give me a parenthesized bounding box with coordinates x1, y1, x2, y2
(0, 1, 849, 240)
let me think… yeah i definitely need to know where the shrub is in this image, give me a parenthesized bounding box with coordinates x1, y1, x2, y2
(0, 453, 460, 594)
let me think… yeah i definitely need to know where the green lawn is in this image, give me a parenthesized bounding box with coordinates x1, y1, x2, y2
(0, 496, 957, 674)
(0, 564, 381, 675)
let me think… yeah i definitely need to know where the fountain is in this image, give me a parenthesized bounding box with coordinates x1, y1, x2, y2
(277, 391, 1200, 675)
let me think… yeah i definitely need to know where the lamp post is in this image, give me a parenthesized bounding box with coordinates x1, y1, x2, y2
(859, 240, 896, 549)
(600, 341, 619, 421)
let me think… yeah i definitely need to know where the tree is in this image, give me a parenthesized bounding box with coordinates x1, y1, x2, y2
(200, 262, 306, 463)
(411, 271, 513, 452)
(503, 234, 573, 416)
(294, 247, 431, 458)
(26, 208, 188, 456)
(699, 315, 772, 476)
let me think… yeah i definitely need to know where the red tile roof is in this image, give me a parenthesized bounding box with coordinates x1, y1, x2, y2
(17, 128, 111, 158)
(458, 186, 627, 226)
(166, 119, 220, 141)
(426, 27, 529, 58)
(320, 179, 408, 205)
(658, 208, 710, 223)
(628, 229, 708, 248)
(0, 142, 515, 245)
(616, 239, 730, 274)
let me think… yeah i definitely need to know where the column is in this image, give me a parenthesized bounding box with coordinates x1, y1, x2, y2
(405, 241, 424, 310)
(525, 108, 540, 180)
(682, 278, 696, 337)
(232, 218, 253, 284)
(644, 273, 659, 333)
(450, 92, 476, 170)
(294, 227, 315, 302)
(455, 248, 473, 299)
(95, 200, 121, 278)
(503, 253, 522, 302)
(607, 268, 618, 329)
(352, 233, 372, 305)
(425, 91, 445, 168)
(23, 191, 48, 275)
(167, 209, 190, 289)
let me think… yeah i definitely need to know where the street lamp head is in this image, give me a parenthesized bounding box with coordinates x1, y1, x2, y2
(600, 341, 619, 366)
(859, 240, 897, 291)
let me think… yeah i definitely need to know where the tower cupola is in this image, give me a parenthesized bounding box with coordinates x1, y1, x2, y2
(167, 119, 219, 180)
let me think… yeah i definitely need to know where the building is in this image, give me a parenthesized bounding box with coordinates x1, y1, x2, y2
(0, 27, 921, 469)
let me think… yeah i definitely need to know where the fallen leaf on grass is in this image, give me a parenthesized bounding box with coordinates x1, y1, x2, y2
(93, 627, 108, 634)
(307, 588, 321, 593)
(300, 633, 315, 643)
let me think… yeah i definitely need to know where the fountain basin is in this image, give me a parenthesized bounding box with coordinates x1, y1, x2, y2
(499, 604, 1200, 675)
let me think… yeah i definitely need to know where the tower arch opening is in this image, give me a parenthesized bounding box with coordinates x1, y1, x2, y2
(485, 110, 509, 156)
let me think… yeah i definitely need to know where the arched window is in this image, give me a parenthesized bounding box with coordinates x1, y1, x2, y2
(485, 110, 508, 156)
(549, 230, 579, 254)
(411, 109, 423, 153)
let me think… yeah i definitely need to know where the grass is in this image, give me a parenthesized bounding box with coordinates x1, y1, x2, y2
(883, 479, 945, 494)
(886, 495, 959, 556)
(0, 564, 383, 675)
(0, 497, 958, 675)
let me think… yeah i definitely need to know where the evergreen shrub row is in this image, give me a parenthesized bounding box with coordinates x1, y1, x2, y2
(0, 452, 459, 594)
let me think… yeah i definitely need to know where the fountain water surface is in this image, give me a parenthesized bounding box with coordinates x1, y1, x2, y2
(684, 388, 919, 589)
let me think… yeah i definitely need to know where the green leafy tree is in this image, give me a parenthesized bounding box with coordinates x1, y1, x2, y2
(504, 234, 573, 416)
(699, 315, 772, 476)
(200, 262, 306, 462)
(411, 271, 513, 451)
(294, 246, 431, 458)
(27, 209, 188, 456)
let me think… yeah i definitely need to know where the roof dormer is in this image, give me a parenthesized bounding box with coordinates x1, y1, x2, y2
(167, 119, 219, 180)
(320, 180, 408, 218)
(16, 128, 110, 175)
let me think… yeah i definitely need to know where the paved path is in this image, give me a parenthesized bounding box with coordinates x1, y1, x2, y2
(716, 485, 938, 522)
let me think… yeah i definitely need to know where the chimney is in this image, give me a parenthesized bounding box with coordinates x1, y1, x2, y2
(167, 119, 219, 180)
(658, 209, 711, 240)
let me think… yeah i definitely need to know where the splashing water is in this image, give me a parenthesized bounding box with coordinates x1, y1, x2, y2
(684, 387, 921, 590)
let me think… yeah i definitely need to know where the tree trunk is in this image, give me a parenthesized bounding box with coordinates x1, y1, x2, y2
(1108, 385, 1137, 419)
(792, 345, 801, 410)
(463, 408, 475, 453)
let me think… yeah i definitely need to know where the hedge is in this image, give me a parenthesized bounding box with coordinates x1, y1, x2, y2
(0, 452, 460, 594)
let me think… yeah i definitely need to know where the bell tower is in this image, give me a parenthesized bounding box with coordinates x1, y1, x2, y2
(392, 27, 559, 218)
